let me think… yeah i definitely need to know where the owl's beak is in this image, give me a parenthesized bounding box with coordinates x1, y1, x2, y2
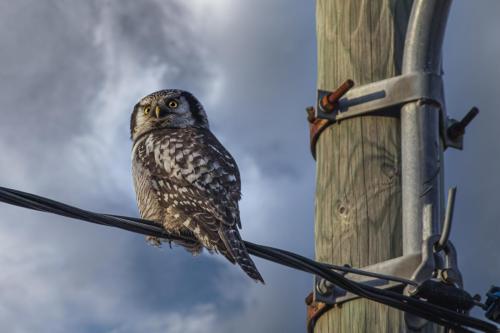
(154, 100, 169, 119)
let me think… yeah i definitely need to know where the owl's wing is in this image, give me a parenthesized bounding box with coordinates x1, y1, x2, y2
(135, 129, 263, 282)
(185, 129, 242, 202)
(135, 128, 242, 228)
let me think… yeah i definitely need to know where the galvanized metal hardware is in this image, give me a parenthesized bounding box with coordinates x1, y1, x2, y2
(443, 107, 480, 150)
(311, 233, 462, 302)
(307, 72, 478, 157)
(313, 253, 421, 306)
(448, 107, 479, 140)
(315, 72, 444, 122)
(409, 235, 463, 291)
(404, 235, 463, 330)
(436, 187, 457, 252)
(308, 233, 466, 330)
(307, 253, 419, 333)
(403, 189, 462, 329)
(401, 0, 452, 263)
(311, 186, 464, 328)
(308, 72, 444, 158)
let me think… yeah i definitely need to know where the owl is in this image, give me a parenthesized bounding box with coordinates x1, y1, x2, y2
(130, 89, 264, 283)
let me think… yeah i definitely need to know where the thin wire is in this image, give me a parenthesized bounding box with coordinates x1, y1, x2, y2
(322, 262, 418, 287)
(0, 186, 497, 333)
(436, 187, 456, 252)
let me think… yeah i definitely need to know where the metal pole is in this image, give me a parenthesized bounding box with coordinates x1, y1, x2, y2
(401, 0, 452, 255)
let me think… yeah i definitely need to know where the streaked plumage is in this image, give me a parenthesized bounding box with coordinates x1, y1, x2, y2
(130, 89, 263, 283)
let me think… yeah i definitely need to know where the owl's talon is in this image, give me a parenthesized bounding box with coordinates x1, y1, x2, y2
(146, 236, 162, 247)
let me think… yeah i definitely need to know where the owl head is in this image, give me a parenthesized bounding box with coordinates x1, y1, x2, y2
(130, 89, 209, 141)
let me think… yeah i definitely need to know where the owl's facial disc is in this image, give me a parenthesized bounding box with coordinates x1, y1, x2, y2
(154, 97, 180, 119)
(131, 89, 210, 141)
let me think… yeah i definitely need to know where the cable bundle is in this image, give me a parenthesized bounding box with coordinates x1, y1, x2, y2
(0, 186, 497, 332)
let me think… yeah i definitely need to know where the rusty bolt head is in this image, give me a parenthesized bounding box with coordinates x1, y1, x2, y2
(306, 106, 316, 123)
(320, 79, 355, 112)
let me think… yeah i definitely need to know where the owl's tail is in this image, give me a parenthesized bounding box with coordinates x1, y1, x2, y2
(221, 228, 265, 284)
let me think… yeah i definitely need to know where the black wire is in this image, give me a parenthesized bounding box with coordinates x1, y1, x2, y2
(0, 186, 497, 332)
(252, 243, 495, 331)
(0, 186, 492, 331)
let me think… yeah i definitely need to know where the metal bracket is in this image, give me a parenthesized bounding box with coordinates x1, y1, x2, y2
(313, 235, 462, 317)
(404, 235, 463, 330)
(309, 72, 466, 155)
(311, 73, 477, 152)
(313, 253, 421, 306)
(316, 72, 444, 122)
(308, 188, 465, 329)
(310, 190, 464, 329)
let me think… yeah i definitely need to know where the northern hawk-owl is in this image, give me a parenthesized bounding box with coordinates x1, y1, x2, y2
(130, 89, 264, 283)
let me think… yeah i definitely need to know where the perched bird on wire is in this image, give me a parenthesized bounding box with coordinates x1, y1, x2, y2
(130, 89, 264, 283)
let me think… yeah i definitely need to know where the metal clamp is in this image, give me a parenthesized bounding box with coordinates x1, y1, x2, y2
(309, 187, 463, 328)
(313, 253, 421, 306)
(311, 234, 463, 326)
(316, 72, 444, 122)
(306, 73, 479, 157)
(404, 235, 463, 330)
(307, 72, 444, 158)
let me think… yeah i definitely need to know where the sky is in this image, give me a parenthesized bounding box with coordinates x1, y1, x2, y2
(0, 1, 498, 332)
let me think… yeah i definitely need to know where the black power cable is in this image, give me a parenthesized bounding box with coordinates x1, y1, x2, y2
(0, 186, 497, 332)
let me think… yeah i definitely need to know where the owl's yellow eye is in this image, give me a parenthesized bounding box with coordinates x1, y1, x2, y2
(168, 100, 179, 108)
(144, 106, 151, 115)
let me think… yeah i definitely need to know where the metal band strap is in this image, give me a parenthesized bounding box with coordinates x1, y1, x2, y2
(309, 73, 444, 158)
(305, 292, 331, 333)
(316, 72, 444, 121)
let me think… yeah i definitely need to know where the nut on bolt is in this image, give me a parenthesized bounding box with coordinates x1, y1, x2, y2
(319, 79, 355, 113)
(306, 106, 316, 123)
(316, 278, 334, 296)
(447, 106, 479, 140)
(307, 79, 355, 159)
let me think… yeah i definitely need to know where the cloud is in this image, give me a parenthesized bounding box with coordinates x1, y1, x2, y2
(110, 304, 219, 333)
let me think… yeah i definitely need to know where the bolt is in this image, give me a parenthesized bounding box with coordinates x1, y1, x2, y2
(447, 106, 479, 140)
(306, 106, 316, 123)
(320, 79, 355, 112)
(316, 278, 334, 296)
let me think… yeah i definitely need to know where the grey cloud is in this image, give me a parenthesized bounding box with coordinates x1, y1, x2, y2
(203, 0, 317, 178)
(0, 1, 102, 140)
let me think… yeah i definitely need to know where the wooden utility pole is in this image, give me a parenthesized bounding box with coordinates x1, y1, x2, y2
(313, 0, 440, 331)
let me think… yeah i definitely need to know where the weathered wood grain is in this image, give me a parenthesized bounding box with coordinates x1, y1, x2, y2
(314, 0, 441, 331)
